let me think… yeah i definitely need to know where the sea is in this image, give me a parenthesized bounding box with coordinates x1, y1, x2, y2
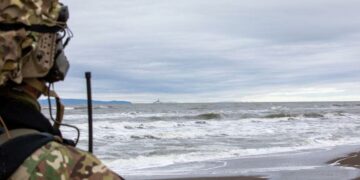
(42, 101, 360, 176)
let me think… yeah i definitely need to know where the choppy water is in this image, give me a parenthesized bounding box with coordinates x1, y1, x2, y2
(43, 102, 360, 175)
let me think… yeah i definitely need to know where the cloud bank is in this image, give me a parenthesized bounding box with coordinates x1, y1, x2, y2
(58, 0, 360, 102)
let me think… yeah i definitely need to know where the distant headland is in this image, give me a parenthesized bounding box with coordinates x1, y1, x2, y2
(39, 98, 131, 106)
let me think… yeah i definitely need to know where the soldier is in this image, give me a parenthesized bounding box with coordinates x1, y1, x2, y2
(0, 0, 124, 179)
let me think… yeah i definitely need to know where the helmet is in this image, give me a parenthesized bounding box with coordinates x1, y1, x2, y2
(0, 0, 70, 87)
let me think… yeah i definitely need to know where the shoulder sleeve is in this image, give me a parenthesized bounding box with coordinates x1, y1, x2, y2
(9, 141, 124, 180)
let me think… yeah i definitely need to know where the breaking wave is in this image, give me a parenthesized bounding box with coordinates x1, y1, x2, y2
(131, 135, 160, 140)
(264, 113, 296, 118)
(303, 113, 324, 118)
(62, 111, 340, 122)
(195, 113, 222, 120)
(144, 112, 223, 121)
(264, 112, 325, 119)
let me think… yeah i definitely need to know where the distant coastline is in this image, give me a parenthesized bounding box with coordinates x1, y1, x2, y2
(39, 98, 131, 106)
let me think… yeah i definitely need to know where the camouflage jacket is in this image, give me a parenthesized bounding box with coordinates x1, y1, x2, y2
(9, 141, 124, 180)
(0, 96, 124, 180)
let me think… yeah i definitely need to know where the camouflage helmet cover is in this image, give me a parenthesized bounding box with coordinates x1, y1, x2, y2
(0, 0, 65, 86)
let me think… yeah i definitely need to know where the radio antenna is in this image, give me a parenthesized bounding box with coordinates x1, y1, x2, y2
(85, 72, 93, 153)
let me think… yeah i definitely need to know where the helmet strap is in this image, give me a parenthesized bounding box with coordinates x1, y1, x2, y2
(43, 85, 65, 130)
(23, 79, 46, 99)
(23, 78, 65, 130)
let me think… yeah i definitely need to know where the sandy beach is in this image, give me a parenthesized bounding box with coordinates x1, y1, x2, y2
(124, 145, 360, 180)
(328, 150, 360, 180)
(329, 151, 360, 169)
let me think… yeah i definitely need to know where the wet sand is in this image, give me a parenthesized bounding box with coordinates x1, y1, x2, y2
(125, 145, 360, 180)
(157, 176, 266, 180)
(328, 150, 360, 180)
(328, 151, 360, 168)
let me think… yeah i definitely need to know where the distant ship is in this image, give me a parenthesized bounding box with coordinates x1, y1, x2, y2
(153, 99, 161, 104)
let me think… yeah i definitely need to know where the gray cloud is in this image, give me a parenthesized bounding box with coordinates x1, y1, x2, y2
(58, 0, 360, 102)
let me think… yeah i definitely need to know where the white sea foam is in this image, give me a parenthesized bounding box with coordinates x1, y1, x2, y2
(105, 143, 345, 175)
(58, 102, 360, 175)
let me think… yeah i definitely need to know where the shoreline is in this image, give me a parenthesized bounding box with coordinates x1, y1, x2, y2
(123, 144, 360, 180)
(328, 150, 360, 169)
(154, 176, 267, 180)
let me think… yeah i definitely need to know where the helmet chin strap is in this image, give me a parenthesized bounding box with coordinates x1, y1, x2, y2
(22, 79, 46, 99)
(44, 84, 65, 130)
(22, 78, 80, 146)
(45, 83, 80, 146)
(23, 78, 64, 130)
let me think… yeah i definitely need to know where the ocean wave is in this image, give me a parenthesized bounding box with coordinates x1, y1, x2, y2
(62, 110, 355, 124)
(270, 106, 289, 110)
(73, 106, 87, 110)
(124, 124, 146, 129)
(264, 112, 325, 119)
(94, 105, 116, 109)
(41, 106, 56, 110)
(332, 104, 351, 107)
(303, 112, 324, 118)
(72, 105, 115, 110)
(195, 121, 207, 124)
(332, 103, 360, 108)
(195, 113, 222, 120)
(107, 139, 360, 175)
(141, 112, 223, 121)
(264, 113, 296, 118)
(130, 135, 160, 140)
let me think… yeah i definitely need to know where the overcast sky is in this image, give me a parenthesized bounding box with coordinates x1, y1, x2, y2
(58, 0, 360, 103)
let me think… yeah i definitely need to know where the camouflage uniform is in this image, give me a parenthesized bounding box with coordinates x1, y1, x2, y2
(0, 0, 60, 85)
(0, 0, 62, 26)
(9, 141, 122, 180)
(0, 0, 125, 179)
